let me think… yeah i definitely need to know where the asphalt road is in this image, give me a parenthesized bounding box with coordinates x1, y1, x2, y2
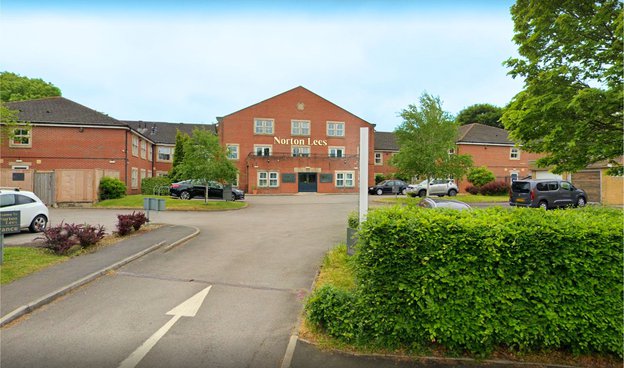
(1, 194, 358, 368)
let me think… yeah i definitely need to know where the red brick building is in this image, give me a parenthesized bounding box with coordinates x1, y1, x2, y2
(217, 86, 376, 194)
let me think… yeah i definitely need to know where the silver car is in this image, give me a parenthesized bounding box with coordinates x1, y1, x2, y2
(407, 179, 459, 197)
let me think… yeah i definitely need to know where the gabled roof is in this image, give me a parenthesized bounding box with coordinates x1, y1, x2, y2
(457, 123, 513, 145)
(219, 86, 375, 127)
(5, 97, 125, 127)
(374, 131, 399, 151)
(123, 120, 216, 145)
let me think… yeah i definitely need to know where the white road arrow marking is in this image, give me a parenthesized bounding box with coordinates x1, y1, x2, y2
(117, 285, 212, 368)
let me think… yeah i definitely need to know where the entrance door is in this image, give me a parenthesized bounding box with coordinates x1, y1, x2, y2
(298, 173, 317, 192)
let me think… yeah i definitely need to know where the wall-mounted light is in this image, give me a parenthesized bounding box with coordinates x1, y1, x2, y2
(109, 160, 116, 164)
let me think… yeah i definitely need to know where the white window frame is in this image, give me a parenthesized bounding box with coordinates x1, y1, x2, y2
(157, 146, 173, 162)
(9, 127, 32, 148)
(148, 145, 153, 162)
(335, 171, 355, 188)
(329, 146, 345, 158)
(326, 121, 345, 137)
(254, 118, 274, 135)
(140, 140, 147, 159)
(131, 168, 139, 189)
(291, 120, 310, 136)
(231, 173, 239, 187)
(226, 144, 239, 160)
(374, 152, 383, 165)
(254, 145, 272, 157)
(132, 136, 139, 156)
(140, 168, 147, 182)
(510, 147, 520, 160)
(258, 171, 279, 188)
(292, 146, 311, 157)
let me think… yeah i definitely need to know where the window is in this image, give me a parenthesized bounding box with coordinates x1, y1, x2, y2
(335, 171, 355, 187)
(10, 127, 31, 147)
(510, 147, 520, 160)
(510, 172, 519, 182)
(158, 147, 173, 161)
(132, 136, 139, 156)
(147, 171, 152, 178)
(227, 144, 239, 160)
(254, 145, 272, 156)
(374, 152, 382, 165)
(254, 118, 274, 135)
(148, 145, 153, 161)
(291, 120, 310, 136)
(561, 181, 572, 191)
(258, 171, 279, 187)
(329, 147, 344, 158)
(231, 174, 239, 187)
(140, 169, 147, 182)
(327, 122, 345, 137)
(140, 140, 147, 159)
(131, 168, 138, 189)
(292, 146, 310, 157)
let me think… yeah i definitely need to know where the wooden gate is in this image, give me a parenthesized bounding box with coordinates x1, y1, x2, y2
(34, 171, 56, 205)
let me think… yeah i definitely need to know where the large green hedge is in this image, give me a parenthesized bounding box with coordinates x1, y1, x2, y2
(306, 206, 623, 357)
(141, 176, 172, 195)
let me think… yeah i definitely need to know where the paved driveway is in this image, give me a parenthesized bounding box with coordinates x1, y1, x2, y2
(1, 194, 358, 368)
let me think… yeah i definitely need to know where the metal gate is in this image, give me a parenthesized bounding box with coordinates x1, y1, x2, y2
(34, 172, 55, 205)
(298, 173, 318, 192)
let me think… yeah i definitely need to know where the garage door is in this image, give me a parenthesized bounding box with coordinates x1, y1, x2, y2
(571, 171, 600, 203)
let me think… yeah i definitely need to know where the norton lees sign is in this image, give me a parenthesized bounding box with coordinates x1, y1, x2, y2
(273, 137, 328, 146)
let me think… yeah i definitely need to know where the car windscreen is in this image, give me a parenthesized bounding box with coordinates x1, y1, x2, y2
(511, 182, 531, 193)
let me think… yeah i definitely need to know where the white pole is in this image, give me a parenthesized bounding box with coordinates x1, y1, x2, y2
(359, 127, 369, 223)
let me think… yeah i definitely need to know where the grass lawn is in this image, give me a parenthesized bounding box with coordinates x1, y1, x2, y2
(1, 247, 68, 284)
(375, 194, 508, 205)
(95, 195, 247, 210)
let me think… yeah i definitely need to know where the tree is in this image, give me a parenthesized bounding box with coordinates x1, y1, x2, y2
(169, 130, 190, 181)
(391, 93, 473, 194)
(0, 71, 61, 102)
(456, 103, 503, 128)
(0, 103, 23, 143)
(466, 166, 496, 187)
(176, 128, 238, 202)
(502, 0, 623, 174)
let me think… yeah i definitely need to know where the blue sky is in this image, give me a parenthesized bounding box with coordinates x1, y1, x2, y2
(1, 1, 521, 132)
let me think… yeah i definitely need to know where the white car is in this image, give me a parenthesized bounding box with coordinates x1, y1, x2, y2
(0, 189, 49, 233)
(407, 179, 459, 197)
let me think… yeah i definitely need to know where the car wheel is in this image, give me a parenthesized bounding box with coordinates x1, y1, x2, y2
(401, 188, 407, 195)
(180, 191, 191, 200)
(376, 188, 383, 196)
(448, 189, 458, 196)
(418, 190, 426, 197)
(538, 200, 548, 210)
(29, 215, 48, 233)
(576, 197, 586, 207)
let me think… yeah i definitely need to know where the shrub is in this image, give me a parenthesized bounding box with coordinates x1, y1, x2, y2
(116, 214, 134, 236)
(465, 185, 480, 195)
(467, 166, 496, 187)
(75, 224, 106, 247)
(347, 211, 359, 229)
(374, 174, 385, 184)
(141, 176, 172, 195)
(307, 206, 624, 357)
(36, 222, 79, 255)
(479, 181, 508, 196)
(131, 211, 148, 231)
(99, 176, 126, 200)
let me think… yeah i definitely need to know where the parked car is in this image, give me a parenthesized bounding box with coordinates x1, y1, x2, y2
(509, 179, 586, 209)
(170, 180, 245, 200)
(369, 180, 408, 195)
(0, 188, 49, 233)
(418, 197, 471, 210)
(407, 179, 458, 197)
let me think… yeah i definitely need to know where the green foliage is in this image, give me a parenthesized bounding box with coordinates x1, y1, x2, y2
(140, 176, 172, 195)
(0, 71, 61, 102)
(374, 174, 385, 184)
(99, 176, 126, 200)
(0, 103, 26, 143)
(347, 211, 359, 229)
(177, 128, 238, 202)
(307, 206, 624, 357)
(503, 1, 623, 174)
(392, 93, 472, 182)
(466, 166, 496, 187)
(456, 103, 503, 128)
(169, 130, 190, 181)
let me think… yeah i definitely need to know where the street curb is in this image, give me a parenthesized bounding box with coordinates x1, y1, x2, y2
(0, 226, 200, 328)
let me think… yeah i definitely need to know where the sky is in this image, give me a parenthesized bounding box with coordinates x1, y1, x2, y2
(1, 1, 523, 132)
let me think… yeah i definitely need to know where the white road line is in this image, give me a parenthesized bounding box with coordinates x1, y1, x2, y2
(117, 285, 212, 368)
